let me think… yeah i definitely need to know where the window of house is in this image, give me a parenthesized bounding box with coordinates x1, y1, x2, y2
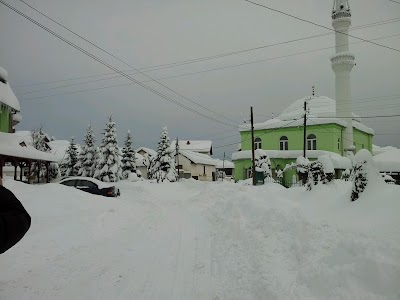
(246, 168, 252, 179)
(307, 134, 317, 150)
(362, 144, 364, 149)
(203, 166, 206, 175)
(338, 138, 340, 150)
(254, 137, 262, 150)
(279, 136, 288, 151)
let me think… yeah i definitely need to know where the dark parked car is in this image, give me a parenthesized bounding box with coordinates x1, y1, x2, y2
(59, 177, 120, 197)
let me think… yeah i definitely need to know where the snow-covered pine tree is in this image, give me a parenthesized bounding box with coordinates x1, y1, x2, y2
(254, 150, 272, 179)
(93, 116, 122, 182)
(60, 137, 79, 177)
(148, 126, 178, 183)
(306, 161, 325, 191)
(121, 130, 137, 179)
(31, 126, 60, 180)
(77, 124, 96, 177)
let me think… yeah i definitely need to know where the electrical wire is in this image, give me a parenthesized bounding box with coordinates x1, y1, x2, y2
(16, 0, 240, 126)
(18, 32, 400, 101)
(13, 15, 400, 89)
(243, 0, 400, 54)
(0, 0, 239, 128)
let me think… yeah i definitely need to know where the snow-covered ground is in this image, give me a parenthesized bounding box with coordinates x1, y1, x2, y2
(1, 179, 400, 299)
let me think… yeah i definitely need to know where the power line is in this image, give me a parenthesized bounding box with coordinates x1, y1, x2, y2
(13, 16, 400, 89)
(0, 0, 239, 128)
(16, 0, 240, 126)
(19, 32, 400, 101)
(243, 0, 400, 54)
(387, 0, 400, 4)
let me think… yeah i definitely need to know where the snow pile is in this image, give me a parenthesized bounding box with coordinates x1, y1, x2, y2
(318, 155, 334, 174)
(373, 149, 400, 172)
(1, 178, 400, 299)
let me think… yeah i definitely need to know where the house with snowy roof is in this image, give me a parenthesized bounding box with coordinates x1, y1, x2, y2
(0, 66, 57, 181)
(175, 150, 217, 181)
(232, 0, 375, 184)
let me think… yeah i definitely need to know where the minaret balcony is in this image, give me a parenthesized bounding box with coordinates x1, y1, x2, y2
(331, 52, 355, 67)
(332, 10, 351, 20)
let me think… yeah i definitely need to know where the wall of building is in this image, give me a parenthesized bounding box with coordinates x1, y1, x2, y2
(353, 128, 373, 153)
(240, 124, 343, 154)
(0, 106, 11, 133)
(177, 154, 216, 181)
(240, 123, 373, 156)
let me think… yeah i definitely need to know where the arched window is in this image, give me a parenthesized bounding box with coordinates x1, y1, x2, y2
(254, 137, 262, 150)
(279, 136, 288, 151)
(307, 134, 317, 150)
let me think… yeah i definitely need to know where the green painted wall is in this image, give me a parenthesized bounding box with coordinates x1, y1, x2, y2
(241, 124, 344, 154)
(0, 108, 10, 133)
(235, 122, 373, 182)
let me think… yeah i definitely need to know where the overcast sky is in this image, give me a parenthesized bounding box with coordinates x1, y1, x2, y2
(1, 0, 399, 159)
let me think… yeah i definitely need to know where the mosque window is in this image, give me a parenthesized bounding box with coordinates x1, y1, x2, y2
(307, 134, 317, 150)
(280, 136, 288, 151)
(254, 137, 262, 150)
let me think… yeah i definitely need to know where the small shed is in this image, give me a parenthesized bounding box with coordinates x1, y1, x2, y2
(0, 132, 58, 182)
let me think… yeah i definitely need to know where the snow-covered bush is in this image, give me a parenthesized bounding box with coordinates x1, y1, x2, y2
(341, 169, 351, 181)
(254, 149, 271, 178)
(296, 157, 310, 186)
(318, 155, 334, 184)
(306, 161, 325, 191)
(60, 137, 79, 177)
(350, 149, 383, 201)
(94, 116, 122, 182)
(77, 124, 96, 177)
(148, 126, 178, 183)
(121, 130, 138, 179)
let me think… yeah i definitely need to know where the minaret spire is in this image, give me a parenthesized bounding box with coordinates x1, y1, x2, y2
(331, 0, 355, 154)
(332, 0, 351, 19)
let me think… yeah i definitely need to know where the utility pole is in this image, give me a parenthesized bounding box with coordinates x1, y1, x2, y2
(222, 152, 226, 182)
(303, 100, 307, 158)
(251, 107, 256, 186)
(175, 137, 180, 181)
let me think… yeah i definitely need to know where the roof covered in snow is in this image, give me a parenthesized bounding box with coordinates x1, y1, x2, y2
(136, 147, 157, 157)
(179, 150, 217, 166)
(239, 96, 374, 135)
(0, 66, 20, 111)
(232, 149, 352, 170)
(372, 144, 398, 156)
(0, 132, 57, 162)
(373, 149, 400, 172)
(48, 140, 82, 163)
(174, 140, 212, 153)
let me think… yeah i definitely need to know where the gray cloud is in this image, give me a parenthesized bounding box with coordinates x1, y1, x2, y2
(1, 0, 399, 159)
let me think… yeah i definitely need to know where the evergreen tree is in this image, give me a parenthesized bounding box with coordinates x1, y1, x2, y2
(121, 130, 137, 179)
(93, 116, 122, 182)
(77, 124, 96, 177)
(60, 137, 79, 177)
(31, 126, 60, 180)
(148, 126, 178, 183)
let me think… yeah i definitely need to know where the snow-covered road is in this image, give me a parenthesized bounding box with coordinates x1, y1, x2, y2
(1, 179, 400, 299)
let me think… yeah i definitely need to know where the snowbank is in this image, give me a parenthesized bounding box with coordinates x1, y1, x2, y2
(1, 178, 399, 299)
(373, 149, 400, 172)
